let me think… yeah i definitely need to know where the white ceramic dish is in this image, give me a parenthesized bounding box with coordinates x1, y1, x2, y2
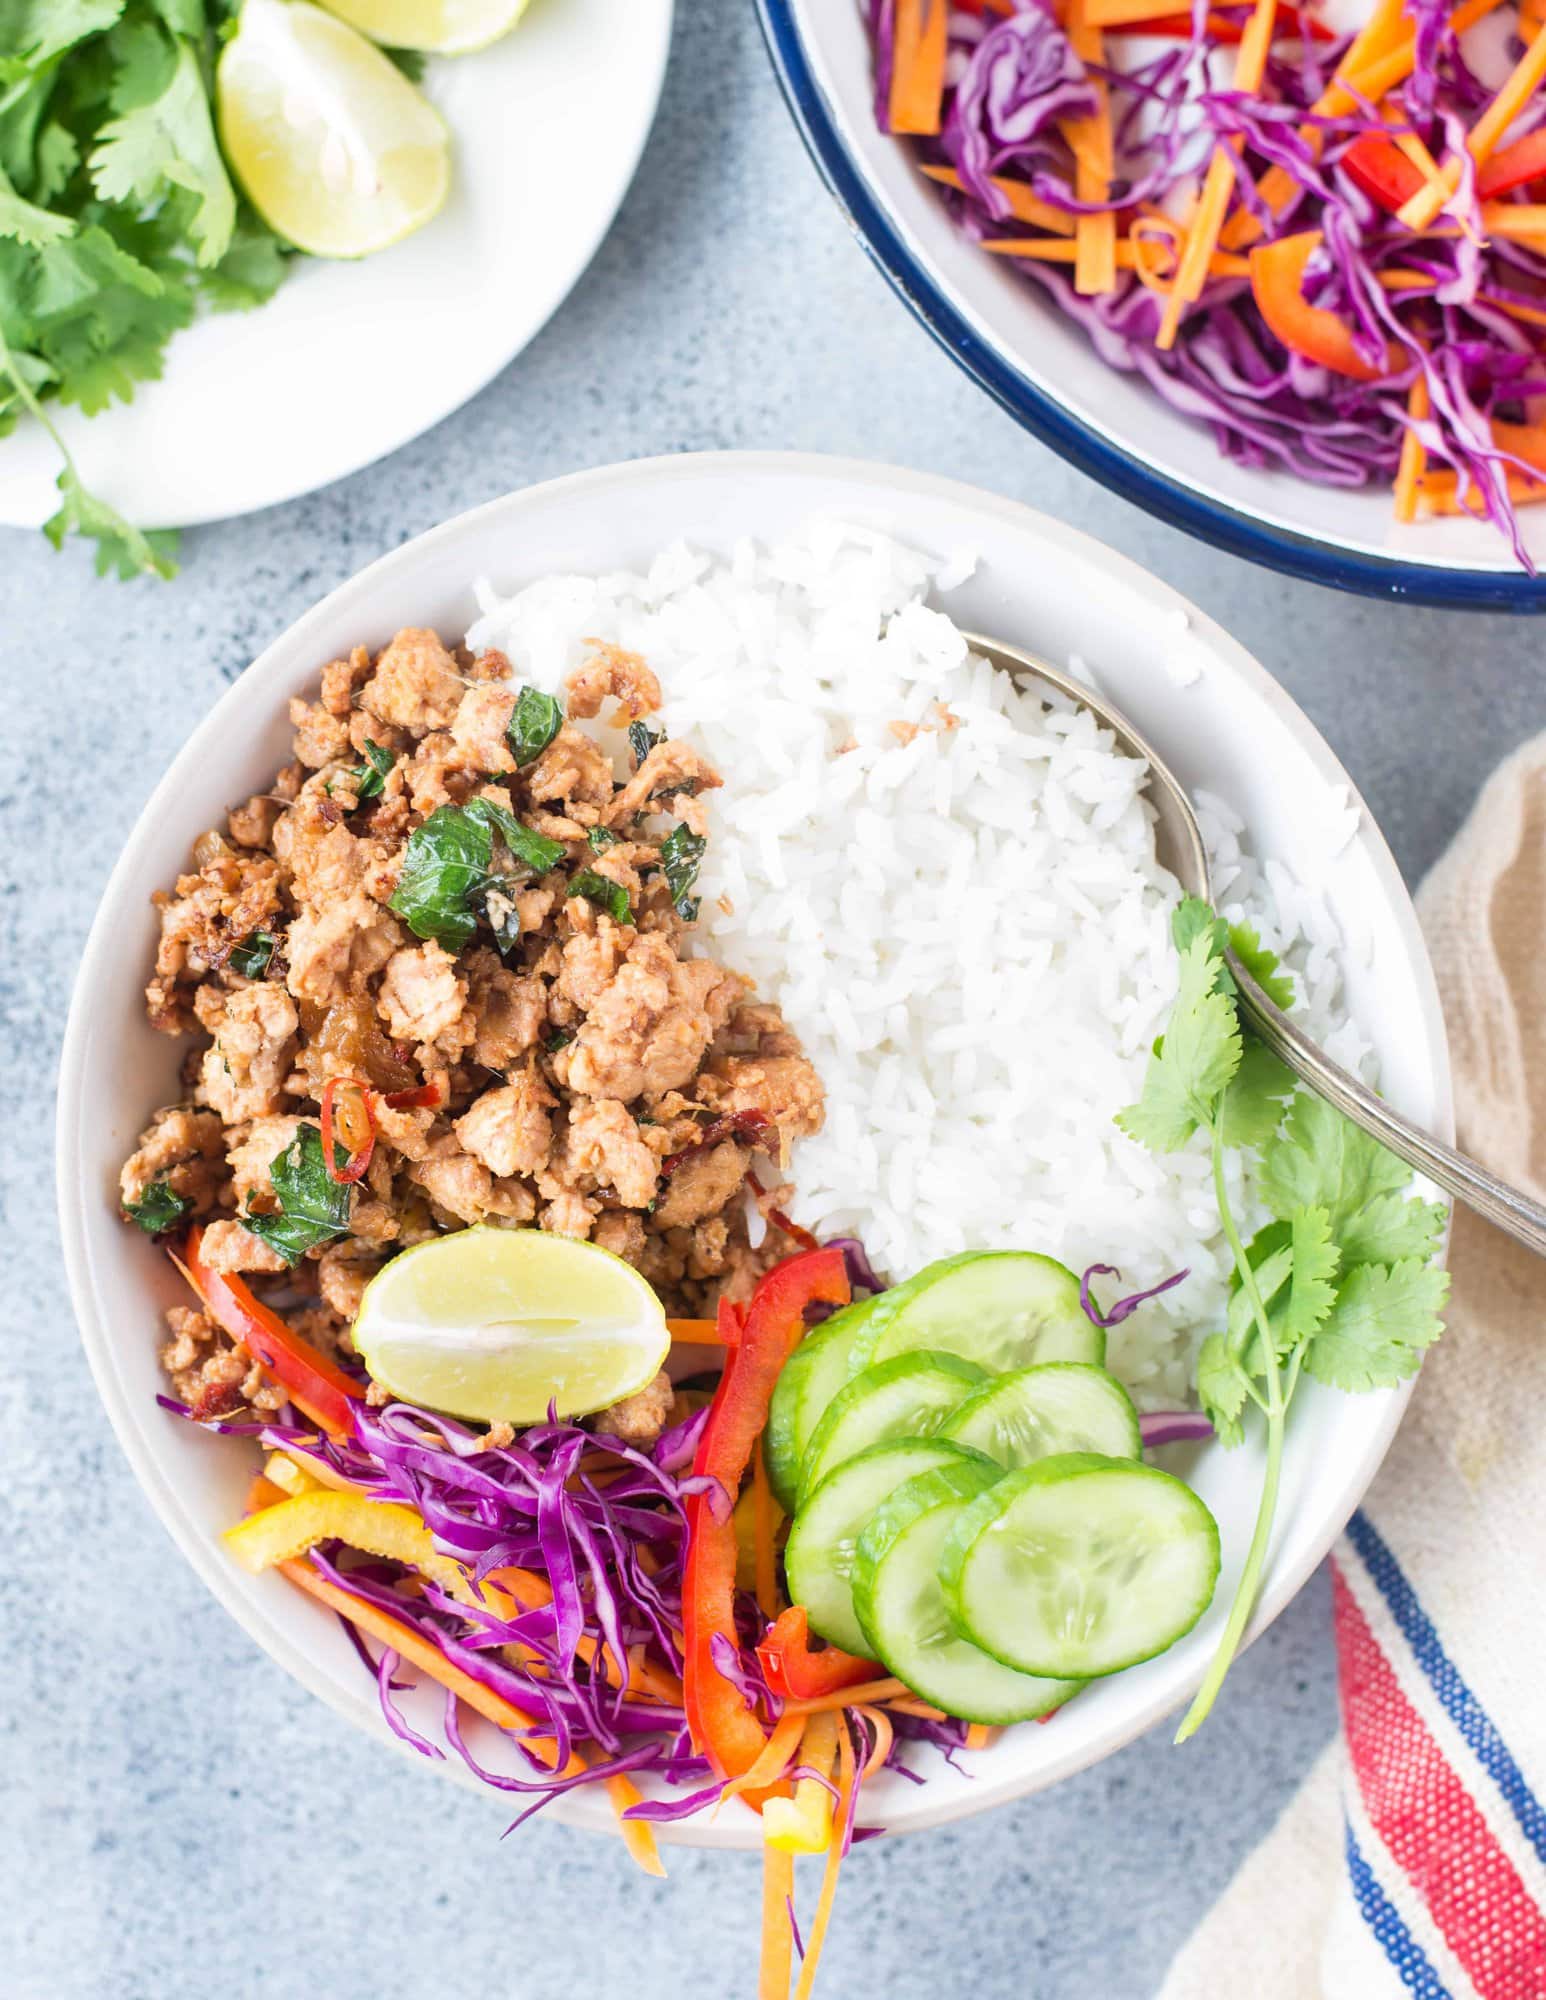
(757, 0, 1546, 608)
(0, 0, 671, 534)
(56, 450, 1452, 1848)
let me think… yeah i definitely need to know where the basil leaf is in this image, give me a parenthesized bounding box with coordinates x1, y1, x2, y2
(568, 869, 633, 925)
(228, 929, 277, 978)
(466, 796, 566, 875)
(660, 822, 706, 922)
(480, 876, 523, 958)
(242, 1126, 352, 1266)
(388, 804, 493, 950)
(354, 739, 395, 801)
(507, 686, 562, 766)
(628, 720, 663, 767)
(587, 825, 620, 852)
(546, 1027, 575, 1052)
(123, 1177, 189, 1236)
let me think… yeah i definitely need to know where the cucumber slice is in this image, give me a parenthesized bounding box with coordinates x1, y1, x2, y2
(798, 1350, 987, 1502)
(764, 1296, 884, 1513)
(940, 1453, 1220, 1679)
(850, 1253, 1102, 1378)
(785, 1439, 987, 1656)
(939, 1363, 1140, 1470)
(852, 1461, 1082, 1724)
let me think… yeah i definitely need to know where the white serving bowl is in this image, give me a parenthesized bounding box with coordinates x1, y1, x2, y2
(756, 0, 1546, 608)
(57, 451, 1451, 1848)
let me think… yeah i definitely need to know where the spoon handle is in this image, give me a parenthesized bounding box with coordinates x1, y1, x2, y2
(1227, 954, 1546, 1258)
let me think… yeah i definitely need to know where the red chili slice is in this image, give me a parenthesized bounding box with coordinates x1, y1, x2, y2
(660, 1108, 775, 1182)
(320, 1073, 378, 1187)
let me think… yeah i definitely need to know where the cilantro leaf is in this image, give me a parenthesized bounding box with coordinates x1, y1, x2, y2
(1228, 920, 1296, 1010)
(1195, 1333, 1248, 1449)
(1337, 1190, 1447, 1268)
(568, 869, 633, 925)
(1304, 1257, 1449, 1393)
(197, 209, 287, 312)
(1279, 1207, 1339, 1347)
(660, 821, 706, 923)
(89, 43, 234, 266)
(507, 685, 562, 766)
(123, 1174, 188, 1234)
(1117, 932, 1242, 1152)
(1259, 1089, 1411, 1235)
(1217, 1040, 1295, 1149)
(0, 1, 126, 85)
(242, 1126, 352, 1266)
(0, 161, 74, 246)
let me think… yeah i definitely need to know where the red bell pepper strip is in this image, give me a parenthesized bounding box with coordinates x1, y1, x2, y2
(682, 1250, 850, 1796)
(756, 1606, 881, 1702)
(1106, 6, 1336, 39)
(1249, 231, 1398, 381)
(176, 1225, 362, 1437)
(1477, 127, 1546, 199)
(1341, 131, 1427, 211)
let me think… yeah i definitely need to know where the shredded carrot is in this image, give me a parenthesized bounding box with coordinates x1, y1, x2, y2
(781, 1677, 910, 1714)
(606, 1772, 667, 1878)
(760, 1844, 797, 2000)
(852, 1704, 894, 1781)
(918, 164, 1077, 235)
(485, 1565, 684, 1703)
(668, 1316, 724, 1344)
(1484, 291, 1546, 328)
(752, 1442, 780, 1621)
(1393, 373, 1432, 524)
(881, 1697, 951, 1721)
(1417, 468, 1546, 514)
(889, 0, 949, 135)
(246, 1472, 286, 1512)
(792, 1722, 858, 2000)
(1396, 20, 1546, 230)
(719, 1710, 807, 1810)
(964, 1722, 993, 1752)
(1084, 0, 1193, 21)
(981, 235, 1251, 278)
(1156, 0, 1276, 347)
(1480, 202, 1546, 237)
(1064, 0, 1117, 293)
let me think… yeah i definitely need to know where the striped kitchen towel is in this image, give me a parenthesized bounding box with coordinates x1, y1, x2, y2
(1159, 734, 1546, 2000)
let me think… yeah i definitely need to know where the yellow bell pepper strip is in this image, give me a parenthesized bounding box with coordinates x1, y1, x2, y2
(263, 1451, 320, 1497)
(224, 1487, 472, 1592)
(762, 1712, 840, 1854)
(176, 1225, 361, 1437)
(682, 1251, 850, 1799)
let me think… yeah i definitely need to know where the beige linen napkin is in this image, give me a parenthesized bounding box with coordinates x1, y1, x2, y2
(1158, 734, 1546, 2000)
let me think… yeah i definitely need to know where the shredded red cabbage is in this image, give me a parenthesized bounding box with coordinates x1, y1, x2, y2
(1079, 1261, 1190, 1326)
(1139, 1409, 1217, 1445)
(867, 0, 1546, 565)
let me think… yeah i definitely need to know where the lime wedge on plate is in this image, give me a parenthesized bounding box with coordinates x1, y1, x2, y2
(318, 0, 534, 56)
(351, 1227, 670, 1423)
(217, 0, 451, 260)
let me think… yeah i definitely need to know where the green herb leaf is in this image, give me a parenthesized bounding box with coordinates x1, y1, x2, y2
(123, 1175, 188, 1234)
(1259, 1089, 1411, 1237)
(1217, 1038, 1296, 1148)
(568, 869, 632, 925)
(242, 1125, 352, 1266)
(507, 685, 562, 766)
(1336, 1190, 1447, 1268)
(88, 43, 235, 267)
(587, 825, 620, 853)
(628, 720, 663, 767)
(1280, 1207, 1340, 1347)
(1304, 1257, 1449, 1393)
(660, 821, 706, 923)
(228, 929, 276, 978)
(0, 160, 74, 246)
(1195, 1332, 1248, 1449)
(1116, 932, 1242, 1152)
(545, 1027, 575, 1053)
(1228, 921, 1296, 1010)
(346, 738, 395, 803)
(380, 43, 426, 82)
(465, 795, 566, 875)
(388, 804, 493, 951)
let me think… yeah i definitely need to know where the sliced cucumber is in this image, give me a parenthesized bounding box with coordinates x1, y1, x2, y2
(785, 1439, 987, 1656)
(940, 1453, 1220, 1679)
(798, 1350, 986, 1502)
(764, 1295, 884, 1512)
(852, 1461, 1082, 1724)
(849, 1252, 1102, 1378)
(939, 1363, 1140, 1471)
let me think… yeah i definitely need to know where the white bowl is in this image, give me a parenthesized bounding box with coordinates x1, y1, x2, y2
(56, 451, 1451, 1848)
(756, 0, 1546, 608)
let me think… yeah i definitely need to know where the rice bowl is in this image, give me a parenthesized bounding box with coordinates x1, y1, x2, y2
(56, 451, 1452, 1854)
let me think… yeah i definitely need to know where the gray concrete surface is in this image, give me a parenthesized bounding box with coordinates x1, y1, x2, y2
(3, 3, 1540, 1996)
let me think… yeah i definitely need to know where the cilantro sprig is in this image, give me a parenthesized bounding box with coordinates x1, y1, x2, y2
(1118, 898, 1447, 1739)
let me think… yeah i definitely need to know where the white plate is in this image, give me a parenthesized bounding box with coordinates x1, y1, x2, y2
(0, 0, 672, 532)
(56, 450, 1452, 1848)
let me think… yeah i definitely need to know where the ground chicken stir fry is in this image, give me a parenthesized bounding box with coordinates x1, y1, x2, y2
(120, 629, 824, 1436)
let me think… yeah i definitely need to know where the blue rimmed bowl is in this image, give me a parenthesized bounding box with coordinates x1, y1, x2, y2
(756, 0, 1546, 610)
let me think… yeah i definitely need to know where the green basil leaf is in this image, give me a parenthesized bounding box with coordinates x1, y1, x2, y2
(567, 869, 633, 925)
(354, 738, 395, 801)
(507, 685, 562, 766)
(628, 720, 663, 767)
(123, 1177, 189, 1236)
(388, 803, 492, 950)
(465, 795, 566, 875)
(228, 929, 276, 978)
(242, 1125, 352, 1266)
(545, 1027, 575, 1052)
(587, 825, 620, 852)
(660, 821, 706, 922)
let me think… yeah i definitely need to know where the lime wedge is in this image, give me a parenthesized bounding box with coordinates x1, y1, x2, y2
(217, 0, 451, 260)
(351, 1227, 670, 1423)
(318, 0, 533, 56)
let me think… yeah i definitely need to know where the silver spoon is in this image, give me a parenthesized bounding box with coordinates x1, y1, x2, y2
(967, 629, 1546, 1259)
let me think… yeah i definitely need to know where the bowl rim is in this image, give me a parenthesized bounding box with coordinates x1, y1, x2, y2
(753, 0, 1546, 615)
(55, 447, 1454, 1847)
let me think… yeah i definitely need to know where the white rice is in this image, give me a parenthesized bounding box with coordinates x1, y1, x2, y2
(467, 521, 1370, 1410)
